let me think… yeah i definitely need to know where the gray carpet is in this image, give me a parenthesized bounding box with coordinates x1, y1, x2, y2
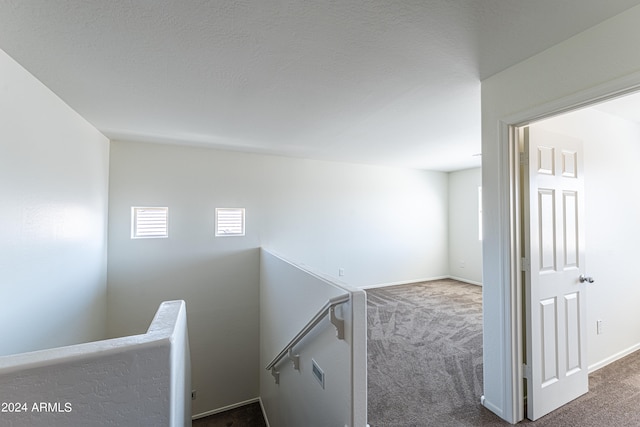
(193, 279, 640, 426)
(519, 350, 640, 427)
(367, 279, 495, 426)
(192, 402, 266, 427)
(366, 278, 640, 426)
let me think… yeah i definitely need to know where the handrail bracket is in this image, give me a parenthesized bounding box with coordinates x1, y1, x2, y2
(271, 367, 280, 384)
(330, 305, 345, 340)
(288, 348, 300, 370)
(265, 293, 349, 374)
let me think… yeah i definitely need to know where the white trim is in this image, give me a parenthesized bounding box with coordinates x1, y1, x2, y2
(448, 276, 483, 286)
(259, 397, 271, 427)
(501, 72, 640, 128)
(588, 343, 640, 373)
(486, 118, 522, 424)
(191, 397, 261, 420)
(358, 275, 449, 290)
(506, 123, 524, 423)
(360, 275, 481, 290)
(481, 395, 504, 419)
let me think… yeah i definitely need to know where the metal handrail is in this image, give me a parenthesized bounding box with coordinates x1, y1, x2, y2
(265, 293, 349, 375)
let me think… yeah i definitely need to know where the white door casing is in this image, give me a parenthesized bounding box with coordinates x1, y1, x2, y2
(523, 126, 589, 421)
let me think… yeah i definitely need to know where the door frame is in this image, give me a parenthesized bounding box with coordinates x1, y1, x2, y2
(497, 76, 640, 424)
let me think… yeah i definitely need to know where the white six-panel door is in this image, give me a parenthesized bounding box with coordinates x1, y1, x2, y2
(523, 126, 589, 420)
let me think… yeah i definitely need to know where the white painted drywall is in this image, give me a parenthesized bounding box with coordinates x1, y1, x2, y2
(260, 155, 449, 287)
(0, 300, 191, 427)
(107, 141, 262, 416)
(259, 249, 367, 427)
(448, 168, 482, 285)
(107, 140, 447, 415)
(481, 4, 640, 423)
(530, 109, 640, 370)
(0, 49, 109, 356)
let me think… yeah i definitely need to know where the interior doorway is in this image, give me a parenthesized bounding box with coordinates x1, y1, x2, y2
(512, 90, 640, 420)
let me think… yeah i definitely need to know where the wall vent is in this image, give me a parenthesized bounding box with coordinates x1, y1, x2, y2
(312, 359, 325, 389)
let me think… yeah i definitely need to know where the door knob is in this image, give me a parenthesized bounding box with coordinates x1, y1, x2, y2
(579, 274, 594, 283)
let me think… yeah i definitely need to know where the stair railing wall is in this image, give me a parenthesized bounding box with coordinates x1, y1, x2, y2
(259, 248, 367, 427)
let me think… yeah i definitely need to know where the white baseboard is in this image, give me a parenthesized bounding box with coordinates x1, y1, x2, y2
(359, 275, 450, 290)
(480, 395, 504, 419)
(588, 342, 640, 373)
(448, 276, 483, 286)
(360, 275, 482, 290)
(192, 397, 261, 420)
(259, 397, 271, 427)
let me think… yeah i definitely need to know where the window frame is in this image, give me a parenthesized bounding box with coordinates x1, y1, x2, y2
(131, 206, 169, 239)
(215, 208, 246, 237)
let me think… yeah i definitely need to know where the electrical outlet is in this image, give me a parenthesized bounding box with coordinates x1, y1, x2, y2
(339, 268, 345, 277)
(597, 320, 603, 335)
(191, 390, 197, 400)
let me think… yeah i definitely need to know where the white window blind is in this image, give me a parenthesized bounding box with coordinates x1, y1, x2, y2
(216, 208, 245, 236)
(131, 207, 168, 239)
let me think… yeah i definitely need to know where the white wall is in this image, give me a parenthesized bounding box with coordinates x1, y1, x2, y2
(107, 140, 448, 415)
(481, 4, 640, 423)
(0, 49, 109, 356)
(260, 156, 449, 287)
(531, 108, 640, 369)
(0, 300, 191, 427)
(448, 168, 482, 285)
(107, 141, 262, 416)
(260, 250, 367, 427)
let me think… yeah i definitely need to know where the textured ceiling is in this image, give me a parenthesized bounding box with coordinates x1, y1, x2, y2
(1, 1, 640, 171)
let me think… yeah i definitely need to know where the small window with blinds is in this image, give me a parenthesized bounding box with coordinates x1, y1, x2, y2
(131, 207, 169, 239)
(216, 208, 245, 237)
